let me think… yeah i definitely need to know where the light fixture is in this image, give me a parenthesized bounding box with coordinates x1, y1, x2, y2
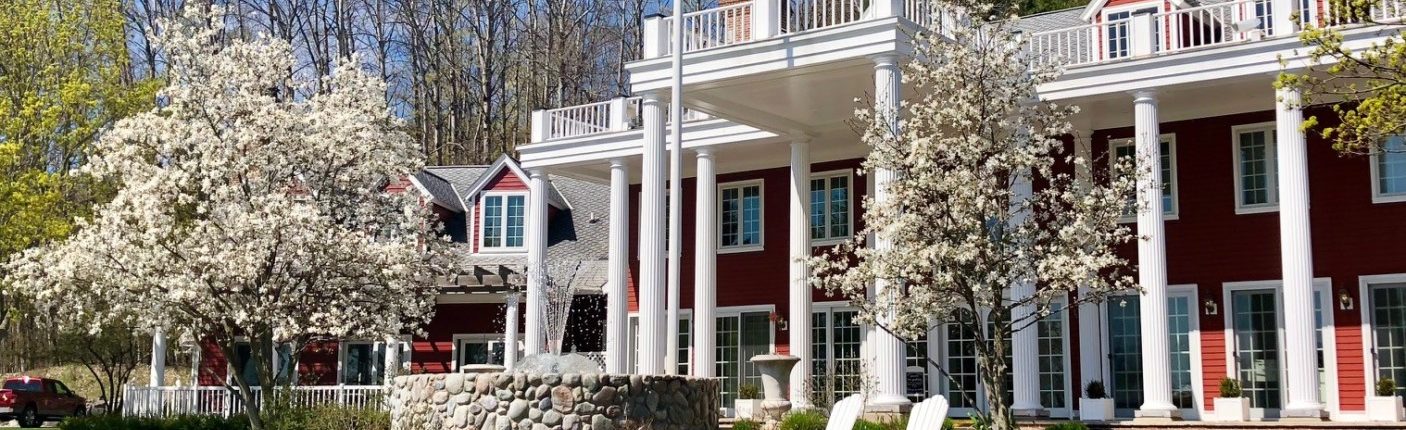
(1339, 289, 1355, 310)
(1203, 299, 1219, 316)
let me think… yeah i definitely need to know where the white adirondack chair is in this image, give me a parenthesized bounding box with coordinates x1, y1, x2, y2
(825, 394, 866, 430)
(905, 395, 951, 430)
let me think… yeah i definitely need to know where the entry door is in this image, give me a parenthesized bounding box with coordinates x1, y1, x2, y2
(716, 311, 773, 410)
(1232, 290, 1282, 417)
(1107, 296, 1144, 416)
(1371, 283, 1406, 397)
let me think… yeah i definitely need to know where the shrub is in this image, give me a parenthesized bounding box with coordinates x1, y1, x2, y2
(1083, 380, 1106, 399)
(1219, 377, 1243, 398)
(943, 418, 956, 430)
(1044, 422, 1089, 430)
(853, 415, 907, 430)
(738, 384, 762, 400)
(1379, 378, 1398, 397)
(733, 419, 763, 430)
(265, 405, 390, 430)
(59, 414, 251, 430)
(779, 409, 828, 430)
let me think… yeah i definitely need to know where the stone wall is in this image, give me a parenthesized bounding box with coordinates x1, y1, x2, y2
(390, 372, 720, 430)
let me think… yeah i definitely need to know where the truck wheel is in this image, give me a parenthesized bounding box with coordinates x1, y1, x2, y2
(18, 404, 39, 428)
(74, 405, 86, 416)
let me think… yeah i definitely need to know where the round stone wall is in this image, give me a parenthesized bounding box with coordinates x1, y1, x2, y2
(390, 372, 720, 430)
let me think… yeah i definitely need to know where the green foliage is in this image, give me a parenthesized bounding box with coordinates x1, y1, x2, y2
(1083, 380, 1106, 399)
(738, 384, 762, 400)
(1379, 378, 1398, 397)
(1220, 377, 1243, 398)
(1044, 422, 1090, 430)
(263, 404, 390, 430)
(853, 415, 908, 430)
(944, 418, 956, 430)
(733, 418, 763, 430)
(58, 414, 251, 430)
(1018, 0, 1087, 15)
(779, 409, 829, 430)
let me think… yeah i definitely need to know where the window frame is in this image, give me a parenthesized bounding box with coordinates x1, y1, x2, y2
(452, 333, 509, 370)
(1231, 122, 1281, 214)
(338, 336, 411, 386)
(1101, 4, 1161, 59)
(717, 179, 765, 254)
(1369, 137, 1406, 204)
(1100, 285, 1207, 419)
(477, 191, 529, 254)
(1110, 134, 1180, 222)
(809, 170, 854, 245)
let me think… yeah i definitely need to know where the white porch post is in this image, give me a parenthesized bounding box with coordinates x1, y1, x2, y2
(868, 53, 913, 411)
(504, 293, 521, 370)
(606, 159, 631, 374)
(788, 139, 814, 407)
(384, 338, 401, 384)
(1073, 136, 1106, 412)
(639, 91, 669, 375)
(525, 169, 550, 356)
(1277, 86, 1324, 419)
(1132, 89, 1179, 419)
(150, 327, 167, 387)
(1011, 173, 1046, 417)
(693, 148, 718, 378)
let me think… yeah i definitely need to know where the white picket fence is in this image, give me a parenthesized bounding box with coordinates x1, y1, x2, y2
(122, 384, 387, 418)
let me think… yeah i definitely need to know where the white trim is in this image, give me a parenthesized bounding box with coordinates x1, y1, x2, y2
(476, 191, 530, 254)
(1219, 278, 1336, 419)
(717, 179, 765, 253)
(809, 169, 855, 246)
(1231, 122, 1281, 214)
(1358, 273, 1406, 412)
(337, 338, 409, 385)
(1369, 138, 1406, 204)
(1111, 134, 1180, 222)
(451, 333, 509, 370)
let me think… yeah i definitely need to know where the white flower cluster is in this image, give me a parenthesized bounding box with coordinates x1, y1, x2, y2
(5, 5, 444, 355)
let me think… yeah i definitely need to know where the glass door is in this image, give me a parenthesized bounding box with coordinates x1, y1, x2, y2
(1232, 290, 1282, 416)
(716, 311, 773, 413)
(1107, 296, 1143, 417)
(1372, 283, 1406, 397)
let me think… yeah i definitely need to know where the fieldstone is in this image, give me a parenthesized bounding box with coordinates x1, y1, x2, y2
(480, 414, 496, 430)
(507, 399, 528, 419)
(591, 386, 616, 404)
(529, 374, 543, 385)
(536, 385, 552, 400)
(582, 374, 599, 390)
(543, 410, 564, 426)
(564, 373, 581, 386)
(552, 386, 575, 413)
(521, 419, 535, 430)
(434, 379, 446, 390)
(480, 396, 499, 411)
(563, 414, 579, 430)
(476, 374, 493, 394)
(453, 393, 473, 405)
(574, 387, 585, 402)
(494, 373, 512, 388)
(645, 391, 659, 411)
(497, 389, 514, 401)
(539, 398, 553, 410)
(468, 403, 484, 415)
(495, 415, 512, 430)
(592, 414, 614, 430)
(514, 373, 527, 390)
(474, 410, 489, 427)
(432, 391, 450, 404)
(543, 373, 562, 385)
(628, 375, 643, 393)
(530, 407, 543, 421)
(453, 405, 471, 428)
(534, 424, 550, 430)
(574, 402, 595, 415)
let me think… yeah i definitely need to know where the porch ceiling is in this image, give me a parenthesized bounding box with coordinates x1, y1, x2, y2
(681, 58, 882, 136)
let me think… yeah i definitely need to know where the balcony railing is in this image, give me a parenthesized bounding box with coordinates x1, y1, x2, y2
(534, 97, 713, 141)
(649, 0, 945, 56)
(663, 2, 755, 54)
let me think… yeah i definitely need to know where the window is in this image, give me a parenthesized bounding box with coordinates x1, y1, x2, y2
(341, 339, 410, 385)
(1371, 282, 1406, 398)
(1233, 124, 1279, 212)
(810, 172, 851, 243)
(945, 309, 980, 410)
(2, 380, 40, 392)
(480, 193, 526, 250)
(1104, 8, 1159, 59)
(1373, 136, 1406, 202)
(719, 182, 763, 251)
(812, 308, 864, 407)
(678, 316, 691, 376)
(1111, 136, 1178, 219)
(1253, 0, 1276, 33)
(454, 334, 506, 370)
(1037, 308, 1067, 409)
(230, 341, 294, 386)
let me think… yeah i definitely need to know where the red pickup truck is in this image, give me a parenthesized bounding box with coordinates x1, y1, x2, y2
(0, 377, 86, 427)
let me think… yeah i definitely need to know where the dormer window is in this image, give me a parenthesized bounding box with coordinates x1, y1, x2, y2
(480, 192, 527, 251)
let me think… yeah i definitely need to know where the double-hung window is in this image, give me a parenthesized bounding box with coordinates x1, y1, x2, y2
(1233, 124, 1280, 213)
(810, 172, 851, 243)
(1372, 136, 1406, 203)
(719, 181, 763, 251)
(480, 193, 527, 251)
(1111, 136, 1178, 219)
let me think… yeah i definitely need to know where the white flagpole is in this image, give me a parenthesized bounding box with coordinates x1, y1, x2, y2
(665, 0, 685, 375)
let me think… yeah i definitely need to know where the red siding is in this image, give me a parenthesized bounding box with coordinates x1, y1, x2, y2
(412, 302, 523, 374)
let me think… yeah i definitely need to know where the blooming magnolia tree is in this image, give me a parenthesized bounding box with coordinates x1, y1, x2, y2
(4, 6, 444, 427)
(808, 9, 1142, 429)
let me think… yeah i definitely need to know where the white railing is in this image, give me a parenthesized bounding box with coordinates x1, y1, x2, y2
(780, 0, 868, 34)
(665, 2, 755, 54)
(122, 384, 387, 418)
(904, 0, 959, 31)
(544, 100, 614, 140)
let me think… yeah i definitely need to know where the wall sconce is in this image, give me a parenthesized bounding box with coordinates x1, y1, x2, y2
(1339, 290, 1355, 310)
(770, 312, 788, 332)
(1203, 299, 1219, 316)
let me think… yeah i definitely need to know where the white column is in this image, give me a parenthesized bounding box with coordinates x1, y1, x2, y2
(149, 327, 167, 387)
(384, 338, 401, 384)
(788, 139, 814, 407)
(1072, 136, 1107, 412)
(1131, 89, 1179, 419)
(1277, 86, 1324, 419)
(504, 293, 521, 370)
(693, 148, 718, 378)
(638, 91, 669, 375)
(868, 54, 912, 411)
(525, 169, 550, 356)
(1011, 173, 1046, 417)
(606, 159, 631, 374)
(665, 0, 686, 375)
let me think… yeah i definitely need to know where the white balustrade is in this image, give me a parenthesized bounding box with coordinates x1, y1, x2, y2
(663, 2, 755, 55)
(780, 0, 867, 34)
(122, 384, 388, 418)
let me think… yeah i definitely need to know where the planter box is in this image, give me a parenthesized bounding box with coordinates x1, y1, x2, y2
(734, 399, 764, 420)
(1367, 396, 1404, 422)
(1213, 397, 1250, 422)
(1079, 398, 1115, 421)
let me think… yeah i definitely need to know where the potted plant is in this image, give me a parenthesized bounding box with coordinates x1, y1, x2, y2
(1213, 377, 1250, 422)
(734, 384, 763, 419)
(1368, 378, 1405, 422)
(1079, 380, 1115, 421)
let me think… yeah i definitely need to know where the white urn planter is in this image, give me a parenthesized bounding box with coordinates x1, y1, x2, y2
(1078, 398, 1115, 421)
(749, 354, 802, 425)
(1367, 396, 1405, 422)
(1213, 397, 1250, 422)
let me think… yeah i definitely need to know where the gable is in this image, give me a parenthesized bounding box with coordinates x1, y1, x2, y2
(1080, 0, 1185, 21)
